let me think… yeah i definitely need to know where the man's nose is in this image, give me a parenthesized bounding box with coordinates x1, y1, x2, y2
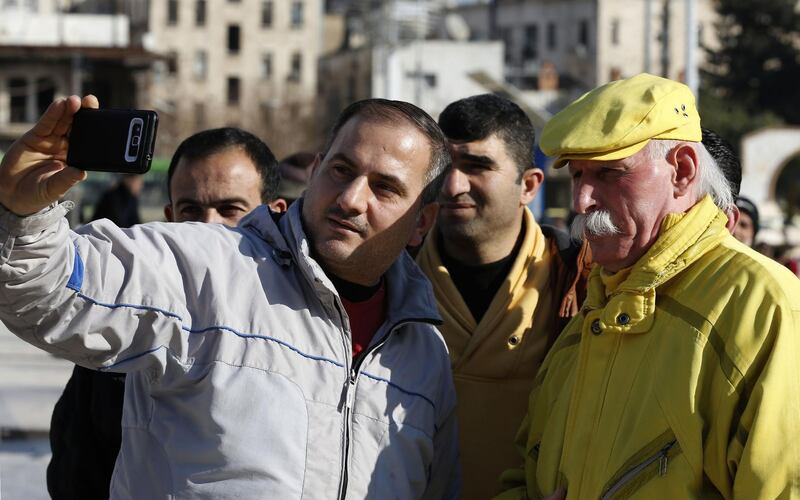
(337, 176, 370, 215)
(441, 168, 470, 198)
(573, 179, 598, 214)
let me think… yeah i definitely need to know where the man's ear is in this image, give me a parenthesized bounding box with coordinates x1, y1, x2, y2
(269, 198, 288, 213)
(669, 143, 699, 197)
(407, 202, 439, 247)
(725, 204, 740, 233)
(520, 167, 544, 205)
(164, 203, 175, 222)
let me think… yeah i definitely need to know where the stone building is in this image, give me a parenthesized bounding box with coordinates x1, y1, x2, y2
(146, 0, 322, 156)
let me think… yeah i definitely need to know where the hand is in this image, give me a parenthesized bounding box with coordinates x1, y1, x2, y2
(0, 95, 98, 216)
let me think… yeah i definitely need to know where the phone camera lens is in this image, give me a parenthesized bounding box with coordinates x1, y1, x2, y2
(131, 136, 140, 146)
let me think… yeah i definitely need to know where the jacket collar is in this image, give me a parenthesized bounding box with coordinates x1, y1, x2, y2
(241, 200, 442, 327)
(583, 195, 729, 334)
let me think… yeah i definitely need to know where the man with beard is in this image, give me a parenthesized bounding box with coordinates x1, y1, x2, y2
(416, 94, 589, 499)
(0, 96, 460, 498)
(497, 74, 800, 499)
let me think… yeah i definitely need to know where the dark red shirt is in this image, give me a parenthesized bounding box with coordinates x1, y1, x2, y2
(341, 281, 387, 358)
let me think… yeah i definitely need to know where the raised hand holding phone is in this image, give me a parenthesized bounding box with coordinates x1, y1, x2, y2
(0, 95, 96, 216)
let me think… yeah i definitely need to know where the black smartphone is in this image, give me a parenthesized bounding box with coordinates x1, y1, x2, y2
(67, 108, 158, 174)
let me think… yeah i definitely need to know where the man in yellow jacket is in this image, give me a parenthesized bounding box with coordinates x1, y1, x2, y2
(497, 73, 800, 499)
(416, 94, 589, 499)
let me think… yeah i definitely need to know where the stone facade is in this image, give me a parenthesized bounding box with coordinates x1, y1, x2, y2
(450, 0, 719, 92)
(146, 0, 322, 157)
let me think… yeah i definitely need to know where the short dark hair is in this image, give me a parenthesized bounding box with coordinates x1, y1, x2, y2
(438, 94, 535, 178)
(323, 99, 450, 206)
(701, 127, 741, 198)
(167, 127, 280, 203)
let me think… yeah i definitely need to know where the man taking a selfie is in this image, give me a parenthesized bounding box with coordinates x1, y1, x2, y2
(47, 127, 285, 500)
(0, 95, 459, 498)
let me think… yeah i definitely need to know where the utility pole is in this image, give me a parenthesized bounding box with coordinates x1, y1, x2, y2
(685, 0, 699, 97)
(644, 0, 652, 73)
(660, 0, 670, 78)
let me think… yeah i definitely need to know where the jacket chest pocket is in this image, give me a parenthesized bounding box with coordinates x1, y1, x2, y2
(600, 432, 683, 500)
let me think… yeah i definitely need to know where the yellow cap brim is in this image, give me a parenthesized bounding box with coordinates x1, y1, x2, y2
(551, 139, 651, 169)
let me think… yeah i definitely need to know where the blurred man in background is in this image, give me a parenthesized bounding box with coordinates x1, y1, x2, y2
(275, 151, 315, 206)
(91, 174, 144, 227)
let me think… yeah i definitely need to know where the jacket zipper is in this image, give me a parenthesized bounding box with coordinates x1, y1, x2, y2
(599, 439, 677, 500)
(336, 317, 438, 500)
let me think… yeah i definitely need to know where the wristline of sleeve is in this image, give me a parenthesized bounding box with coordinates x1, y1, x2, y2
(0, 201, 73, 237)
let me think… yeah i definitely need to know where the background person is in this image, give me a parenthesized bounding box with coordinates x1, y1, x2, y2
(733, 196, 760, 247)
(91, 174, 143, 227)
(47, 126, 285, 500)
(701, 127, 741, 231)
(276, 151, 315, 206)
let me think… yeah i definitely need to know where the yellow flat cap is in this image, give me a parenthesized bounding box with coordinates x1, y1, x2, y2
(541, 73, 701, 168)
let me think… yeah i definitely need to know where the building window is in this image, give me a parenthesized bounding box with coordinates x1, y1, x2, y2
(578, 20, 589, 47)
(611, 18, 620, 45)
(547, 22, 557, 50)
(167, 52, 179, 76)
(523, 24, 539, 60)
(195, 102, 206, 128)
(35, 77, 54, 117)
(193, 50, 207, 80)
(261, 53, 273, 79)
(195, 0, 206, 26)
(288, 53, 302, 82)
(227, 77, 240, 105)
(290, 1, 304, 28)
(228, 24, 241, 54)
(498, 28, 513, 63)
(261, 1, 273, 27)
(3, 0, 39, 11)
(167, 0, 179, 25)
(9, 77, 28, 123)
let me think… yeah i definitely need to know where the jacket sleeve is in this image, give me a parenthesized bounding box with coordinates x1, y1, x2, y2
(423, 403, 461, 500)
(727, 297, 800, 498)
(422, 348, 462, 500)
(0, 202, 198, 375)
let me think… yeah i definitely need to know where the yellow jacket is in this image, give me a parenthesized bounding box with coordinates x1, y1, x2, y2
(497, 196, 800, 499)
(418, 208, 584, 499)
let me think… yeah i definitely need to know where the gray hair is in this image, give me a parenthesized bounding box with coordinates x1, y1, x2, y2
(646, 139, 734, 210)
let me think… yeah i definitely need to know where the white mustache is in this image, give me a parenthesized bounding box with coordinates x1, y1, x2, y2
(570, 211, 620, 240)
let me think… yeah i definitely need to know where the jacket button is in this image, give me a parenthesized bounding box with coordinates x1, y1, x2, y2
(590, 319, 602, 335)
(617, 313, 630, 325)
(508, 335, 520, 346)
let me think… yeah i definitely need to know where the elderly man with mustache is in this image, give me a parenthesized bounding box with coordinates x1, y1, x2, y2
(497, 73, 800, 499)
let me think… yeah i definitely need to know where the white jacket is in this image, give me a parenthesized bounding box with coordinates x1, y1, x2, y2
(0, 201, 460, 499)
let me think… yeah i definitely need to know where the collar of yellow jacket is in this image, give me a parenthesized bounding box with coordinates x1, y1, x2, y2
(416, 206, 549, 362)
(583, 195, 729, 335)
